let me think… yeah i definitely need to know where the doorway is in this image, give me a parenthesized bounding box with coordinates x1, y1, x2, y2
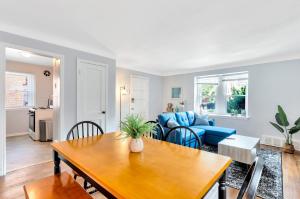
(0, 44, 63, 175)
(129, 75, 149, 120)
(77, 59, 107, 131)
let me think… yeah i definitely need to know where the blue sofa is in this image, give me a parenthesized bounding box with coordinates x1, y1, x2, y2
(157, 111, 236, 146)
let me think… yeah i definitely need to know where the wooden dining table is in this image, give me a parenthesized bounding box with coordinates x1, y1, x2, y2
(51, 132, 232, 199)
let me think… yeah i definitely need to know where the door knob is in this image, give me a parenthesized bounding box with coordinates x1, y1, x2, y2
(102, 111, 106, 114)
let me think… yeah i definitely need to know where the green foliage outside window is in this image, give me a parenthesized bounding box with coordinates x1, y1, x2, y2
(227, 86, 246, 115)
(201, 84, 216, 112)
(201, 84, 216, 102)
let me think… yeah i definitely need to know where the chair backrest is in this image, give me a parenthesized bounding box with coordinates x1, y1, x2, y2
(164, 126, 202, 149)
(66, 121, 104, 140)
(145, 121, 165, 140)
(237, 157, 264, 199)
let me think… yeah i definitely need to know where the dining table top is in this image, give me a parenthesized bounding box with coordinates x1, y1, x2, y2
(51, 132, 232, 199)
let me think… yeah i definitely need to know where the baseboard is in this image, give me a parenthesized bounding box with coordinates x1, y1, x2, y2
(261, 135, 300, 151)
(6, 132, 29, 138)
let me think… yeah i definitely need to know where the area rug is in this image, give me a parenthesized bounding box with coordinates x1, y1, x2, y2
(202, 145, 283, 199)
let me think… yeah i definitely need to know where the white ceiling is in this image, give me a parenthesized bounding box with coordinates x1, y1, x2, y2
(6, 48, 53, 67)
(0, 0, 300, 75)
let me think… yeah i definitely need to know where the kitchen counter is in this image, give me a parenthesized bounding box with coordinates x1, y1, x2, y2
(29, 108, 53, 141)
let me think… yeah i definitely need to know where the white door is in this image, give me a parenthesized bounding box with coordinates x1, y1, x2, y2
(77, 60, 106, 131)
(130, 76, 149, 120)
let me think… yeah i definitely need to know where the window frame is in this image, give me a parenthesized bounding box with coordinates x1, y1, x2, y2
(5, 71, 36, 109)
(194, 72, 249, 118)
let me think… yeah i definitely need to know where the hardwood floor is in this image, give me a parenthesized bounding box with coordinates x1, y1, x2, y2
(0, 162, 105, 199)
(0, 145, 299, 199)
(282, 148, 300, 199)
(6, 135, 52, 172)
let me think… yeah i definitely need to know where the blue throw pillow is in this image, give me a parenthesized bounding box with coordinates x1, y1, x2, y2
(167, 119, 179, 128)
(194, 113, 210, 126)
(158, 113, 176, 127)
(175, 112, 190, 126)
(186, 111, 195, 126)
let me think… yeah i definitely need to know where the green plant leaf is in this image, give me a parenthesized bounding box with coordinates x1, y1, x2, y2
(120, 114, 156, 139)
(289, 125, 300, 134)
(275, 113, 284, 126)
(270, 122, 284, 133)
(277, 105, 289, 126)
(294, 117, 300, 126)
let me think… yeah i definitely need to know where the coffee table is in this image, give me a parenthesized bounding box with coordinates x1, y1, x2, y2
(218, 134, 260, 165)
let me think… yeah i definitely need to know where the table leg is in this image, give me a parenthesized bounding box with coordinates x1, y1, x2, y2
(219, 171, 226, 199)
(256, 141, 260, 153)
(53, 150, 61, 174)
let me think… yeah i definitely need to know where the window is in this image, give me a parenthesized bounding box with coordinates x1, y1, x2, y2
(194, 72, 248, 117)
(195, 77, 218, 113)
(224, 74, 248, 115)
(5, 72, 35, 108)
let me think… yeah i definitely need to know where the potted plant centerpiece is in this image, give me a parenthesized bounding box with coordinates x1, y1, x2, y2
(121, 114, 155, 152)
(270, 105, 300, 153)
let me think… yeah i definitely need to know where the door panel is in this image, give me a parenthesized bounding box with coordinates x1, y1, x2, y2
(130, 76, 149, 120)
(77, 60, 106, 131)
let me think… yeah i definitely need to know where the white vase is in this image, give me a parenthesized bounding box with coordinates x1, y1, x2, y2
(129, 138, 144, 152)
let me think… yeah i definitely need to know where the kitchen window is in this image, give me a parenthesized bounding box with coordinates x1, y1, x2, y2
(194, 72, 248, 117)
(5, 72, 35, 108)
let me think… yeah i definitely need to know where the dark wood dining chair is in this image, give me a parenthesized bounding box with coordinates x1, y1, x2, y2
(237, 157, 264, 199)
(24, 172, 93, 199)
(145, 121, 165, 140)
(66, 121, 104, 194)
(66, 121, 104, 140)
(164, 126, 202, 149)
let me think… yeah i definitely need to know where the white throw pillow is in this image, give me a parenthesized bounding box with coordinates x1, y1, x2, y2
(167, 119, 179, 128)
(194, 113, 210, 126)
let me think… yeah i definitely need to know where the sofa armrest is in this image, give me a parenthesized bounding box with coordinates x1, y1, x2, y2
(208, 119, 216, 126)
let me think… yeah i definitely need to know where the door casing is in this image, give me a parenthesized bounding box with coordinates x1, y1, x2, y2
(0, 42, 65, 176)
(76, 59, 108, 132)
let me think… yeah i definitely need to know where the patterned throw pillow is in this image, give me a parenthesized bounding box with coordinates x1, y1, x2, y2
(194, 113, 210, 126)
(167, 119, 180, 128)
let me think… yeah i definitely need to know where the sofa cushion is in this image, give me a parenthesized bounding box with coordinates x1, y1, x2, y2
(189, 127, 206, 138)
(194, 125, 236, 137)
(158, 113, 176, 127)
(175, 112, 190, 126)
(186, 111, 195, 126)
(166, 127, 205, 144)
(193, 125, 236, 145)
(194, 113, 210, 126)
(163, 127, 171, 135)
(167, 119, 179, 128)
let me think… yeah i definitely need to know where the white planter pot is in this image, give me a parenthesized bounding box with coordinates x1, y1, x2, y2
(129, 138, 144, 152)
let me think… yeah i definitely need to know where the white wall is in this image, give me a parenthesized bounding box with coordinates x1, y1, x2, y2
(6, 109, 28, 136)
(6, 61, 53, 108)
(163, 59, 300, 143)
(5, 61, 53, 136)
(0, 31, 116, 140)
(116, 68, 163, 128)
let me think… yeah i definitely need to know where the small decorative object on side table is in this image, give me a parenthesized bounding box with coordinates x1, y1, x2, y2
(120, 114, 155, 152)
(270, 105, 300, 154)
(166, 103, 174, 112)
